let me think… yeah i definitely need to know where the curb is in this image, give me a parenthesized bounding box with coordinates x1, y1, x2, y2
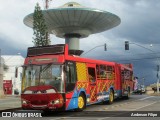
(0, 108, 21, 112)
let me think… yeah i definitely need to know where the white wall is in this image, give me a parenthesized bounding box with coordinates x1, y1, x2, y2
(2, 55, 24, 95)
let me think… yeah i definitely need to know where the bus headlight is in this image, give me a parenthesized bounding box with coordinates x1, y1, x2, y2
(87, 98, 90, 103)
(50, 99, 60, 105)
(54, 99, 60, 104)
(22, 100, 27, 104)
(22, 99, 29, 104)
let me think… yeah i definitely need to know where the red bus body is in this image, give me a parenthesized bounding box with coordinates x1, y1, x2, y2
(21, 44, 134, 111)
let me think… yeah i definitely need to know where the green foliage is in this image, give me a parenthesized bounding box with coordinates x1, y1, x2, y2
(33, 3, 50, 46)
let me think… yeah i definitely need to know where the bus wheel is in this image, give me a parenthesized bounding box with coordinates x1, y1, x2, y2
(77, 93, 86, 111)
(108, 90, 114, 104)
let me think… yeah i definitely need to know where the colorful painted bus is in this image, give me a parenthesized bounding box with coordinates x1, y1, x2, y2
(21, 44, 134, 111)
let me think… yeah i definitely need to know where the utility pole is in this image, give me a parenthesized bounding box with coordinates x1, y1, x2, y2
(45, 0, 52, 45)
(0, 49, 3, 97)
(43, 0, 52, 9)
(43, 0, 52, 44)
(157, 65, 160, 93)
(142, 77, 145, 86)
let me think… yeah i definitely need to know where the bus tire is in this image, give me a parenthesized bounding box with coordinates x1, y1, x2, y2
(108, 89, 114, 104)
(77, 93, 86, 111)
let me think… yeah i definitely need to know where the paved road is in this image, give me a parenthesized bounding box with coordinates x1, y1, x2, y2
(0, 94, 160, 120)
(85, 94, 160, 111)
(0, 96, 21, 110)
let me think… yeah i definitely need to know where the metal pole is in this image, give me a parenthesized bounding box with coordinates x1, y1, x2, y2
(0, 49, 1, 68)
(157, 65, 159, 93)
(81, 43, 107, 57)
(142, 77, 145, 86)
(0, 49, 1, 94)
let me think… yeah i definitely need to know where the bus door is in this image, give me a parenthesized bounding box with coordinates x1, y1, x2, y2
(87, 64, 97, 102)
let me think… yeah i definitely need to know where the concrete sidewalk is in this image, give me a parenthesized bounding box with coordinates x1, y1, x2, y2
(0, 95, 21, 111)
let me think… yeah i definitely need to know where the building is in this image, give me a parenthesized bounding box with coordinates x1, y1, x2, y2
(0, 57, 4, 97)
(2, 55, 24, 95)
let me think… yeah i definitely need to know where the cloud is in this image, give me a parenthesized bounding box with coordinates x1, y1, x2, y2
(113, 0, 160, 44)
(0, 34, 26, 56)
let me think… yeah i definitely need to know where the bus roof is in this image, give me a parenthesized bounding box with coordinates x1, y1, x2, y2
(66, 55, 116, 66)
(26, 44, 132, 69)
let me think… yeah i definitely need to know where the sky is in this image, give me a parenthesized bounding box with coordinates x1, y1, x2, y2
(0, 0, 160, 86)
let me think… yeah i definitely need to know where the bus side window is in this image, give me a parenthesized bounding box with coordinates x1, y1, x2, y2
(106, 66, 114, 80)
(88, 67, 96, 82)
(100, 65, 107, 79)
(121, 71, 124, 82)
(96, 65, 100, 79)
(97, 65, 107, 79)
(124, 70, 130, 80)
(66, 62, 77, 92)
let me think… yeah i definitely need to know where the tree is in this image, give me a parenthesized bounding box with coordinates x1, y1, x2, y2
(32, 3, 50, 47)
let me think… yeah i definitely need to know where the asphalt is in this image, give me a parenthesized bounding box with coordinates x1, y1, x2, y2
(0, 95, 21, 111)
(0, 92, 159, 111)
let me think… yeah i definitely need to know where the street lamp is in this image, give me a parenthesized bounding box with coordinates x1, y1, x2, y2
(125, 41, 160, 93)
(81, 43, 107, 56)
(125, 41, 154, 52)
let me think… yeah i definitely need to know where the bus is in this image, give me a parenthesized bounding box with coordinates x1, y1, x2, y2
(21, 44, 134, 111)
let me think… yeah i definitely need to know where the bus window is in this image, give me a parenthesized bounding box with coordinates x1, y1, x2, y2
(121, 69, 132, 81)
(96, 65, 100, 79)
(88, 67, 96, 82)
(106, 66, 115, 80)
(100, 65, 107, 79)
(124, 70, 130, 80)
(121, 70, 124, 82)
(96, 65, 107, 79)
(65, 61, 77, 92)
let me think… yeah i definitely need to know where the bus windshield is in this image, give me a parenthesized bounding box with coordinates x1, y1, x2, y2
(22, 64, 64, 93)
